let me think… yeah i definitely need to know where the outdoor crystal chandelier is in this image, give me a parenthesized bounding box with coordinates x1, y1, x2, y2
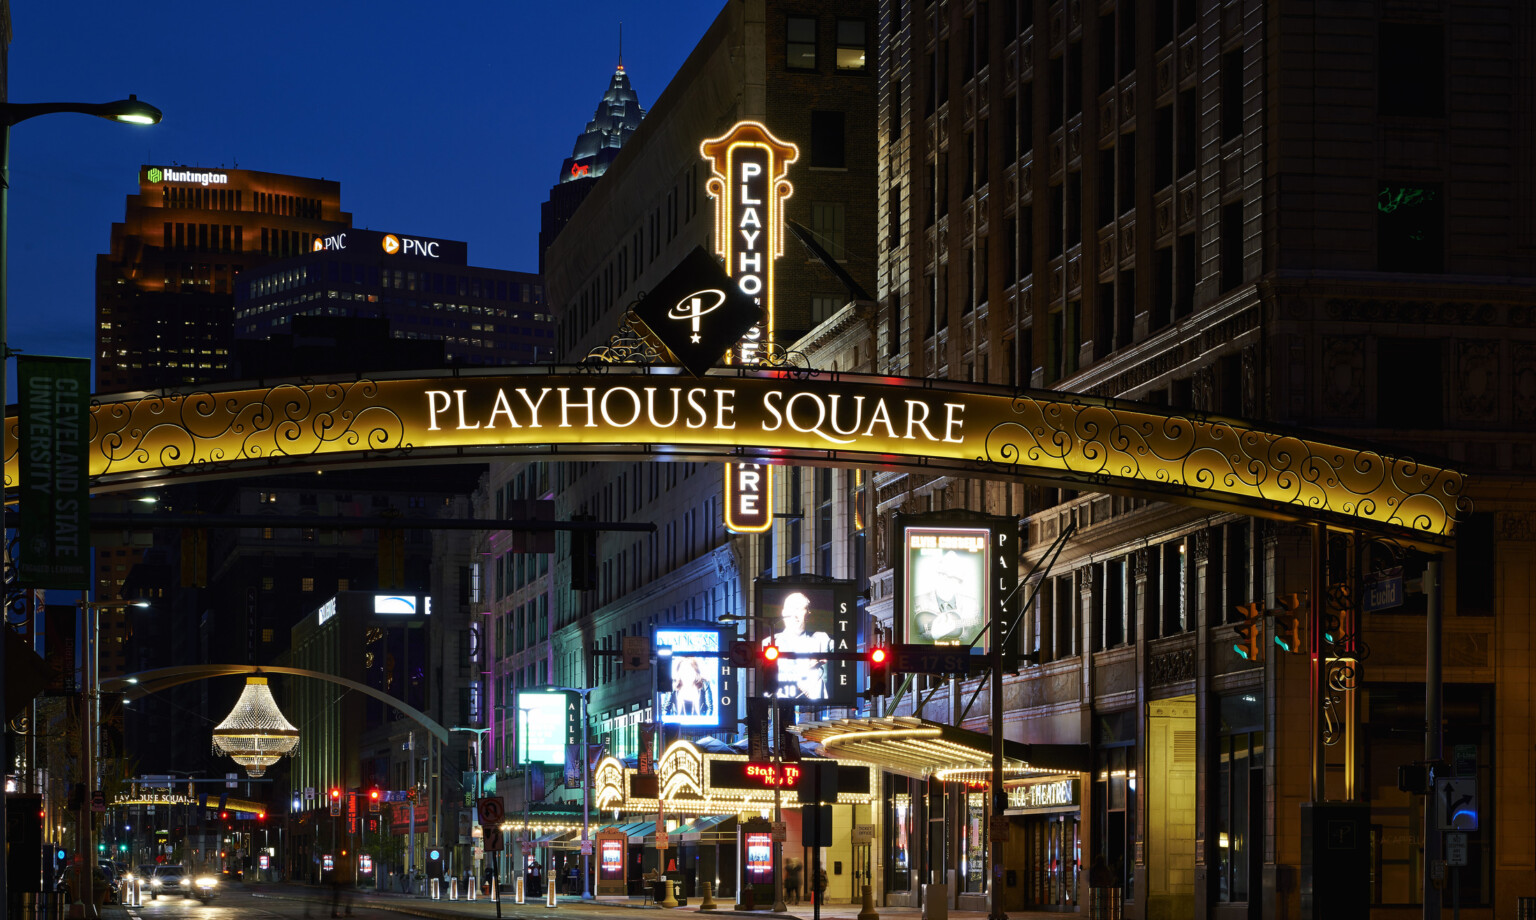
(211, 677, 300, 778)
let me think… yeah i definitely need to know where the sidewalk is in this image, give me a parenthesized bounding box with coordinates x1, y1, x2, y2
(247, 882, 1056, 920)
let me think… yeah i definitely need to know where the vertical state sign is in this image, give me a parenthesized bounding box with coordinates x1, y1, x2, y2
(701, 121, 799, 534)
(18, 356, 90, 589)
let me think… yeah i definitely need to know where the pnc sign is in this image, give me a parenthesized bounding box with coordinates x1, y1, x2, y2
(381, 233, 443, 259)
(701, 121, 799, 534)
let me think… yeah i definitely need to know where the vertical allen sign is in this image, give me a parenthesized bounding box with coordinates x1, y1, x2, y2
(701, 122, 798, 533)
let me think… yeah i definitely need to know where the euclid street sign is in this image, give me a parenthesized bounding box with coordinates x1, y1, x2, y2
(701, 121, 799, 534)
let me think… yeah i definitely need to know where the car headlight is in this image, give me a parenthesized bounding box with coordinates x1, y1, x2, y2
(195, 877, 217, 887)
(150, 878, 163, 887)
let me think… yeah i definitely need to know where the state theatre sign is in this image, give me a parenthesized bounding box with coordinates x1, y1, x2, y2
(1, 369, 1466, 545)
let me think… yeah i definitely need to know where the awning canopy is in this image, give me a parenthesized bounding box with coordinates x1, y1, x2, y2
(674, 814, 735, 842)
(793, 716, 1090, 782)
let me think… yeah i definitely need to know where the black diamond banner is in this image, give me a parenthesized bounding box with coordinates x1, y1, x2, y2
(631, 246, 761, 377)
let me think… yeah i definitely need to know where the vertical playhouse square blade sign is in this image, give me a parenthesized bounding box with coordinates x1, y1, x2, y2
(702, 121, 798, 534)
(18, 356, 91, 589)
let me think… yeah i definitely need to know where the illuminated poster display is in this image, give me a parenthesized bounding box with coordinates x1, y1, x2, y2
(754, 580, 857, 704)
(600, 839, 624, 879)
(517, 690, 573, 764)
(655, 628, 735, 728)
(901, 526, 989, 647)
(745, 832, 774, 882)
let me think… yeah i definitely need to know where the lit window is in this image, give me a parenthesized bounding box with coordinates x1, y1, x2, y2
(836, 20, 866, 71)
(301, 577, 315, 592)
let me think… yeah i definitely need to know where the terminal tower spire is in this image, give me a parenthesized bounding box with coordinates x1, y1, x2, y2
(558, 61, 645, 184)
(540, 52, 646, 271)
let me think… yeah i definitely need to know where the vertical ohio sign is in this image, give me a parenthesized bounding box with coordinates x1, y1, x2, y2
(701, 121, 798, 534)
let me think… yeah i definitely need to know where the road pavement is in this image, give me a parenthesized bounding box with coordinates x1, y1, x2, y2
(103, 882, 1070, 920)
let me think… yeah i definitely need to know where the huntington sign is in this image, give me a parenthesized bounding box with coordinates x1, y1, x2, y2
(0, 370, 1466, 546)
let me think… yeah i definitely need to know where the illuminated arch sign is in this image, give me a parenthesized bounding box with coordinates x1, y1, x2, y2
(0, 370, 1464, 544)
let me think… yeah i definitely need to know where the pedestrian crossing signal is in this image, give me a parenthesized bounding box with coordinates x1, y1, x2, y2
(1232, 603, 1264, 661)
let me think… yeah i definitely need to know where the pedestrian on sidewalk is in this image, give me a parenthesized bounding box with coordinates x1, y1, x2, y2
(785, 859, 802, 905)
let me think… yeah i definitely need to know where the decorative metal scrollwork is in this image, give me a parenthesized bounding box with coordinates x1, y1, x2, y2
(584, 310, 663, 366)
(756, 343, 815, 375)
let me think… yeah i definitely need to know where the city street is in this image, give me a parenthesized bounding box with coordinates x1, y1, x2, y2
(103, 884, 1050, 920)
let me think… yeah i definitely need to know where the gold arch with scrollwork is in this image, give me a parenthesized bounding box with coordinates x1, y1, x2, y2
(2, 366, 1467, 546)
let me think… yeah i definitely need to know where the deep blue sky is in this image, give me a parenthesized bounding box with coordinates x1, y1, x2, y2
(5, 0, 721, 394)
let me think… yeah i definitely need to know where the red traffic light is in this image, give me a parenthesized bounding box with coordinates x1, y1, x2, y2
(330, 788, 341, 800)
(369, 789, 380, 801)
(870, 647, 888, 666)
(220, 811, 228, 820)
(762, 644, 780, 663)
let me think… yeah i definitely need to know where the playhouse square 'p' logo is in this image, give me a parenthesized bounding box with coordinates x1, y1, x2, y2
(668, 290, 728, 344)
(146, 168, 163, 183)
(631, 246, 760, 378)
(381, 234, 401, 255)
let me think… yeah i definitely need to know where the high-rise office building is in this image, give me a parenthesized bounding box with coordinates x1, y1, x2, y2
(96, 165, 351, 393)
(539, 63, 647, 273)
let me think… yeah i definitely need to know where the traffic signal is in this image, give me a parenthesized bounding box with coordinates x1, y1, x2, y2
(406, 787, 418, 802)
(760, 642, 781, 694)
(866, 646, 890, 697)
(570, 514, 597, 591)
(329, 788, 342, 817)
(369, 789, 381, 813)
(1232, 603, 1265, 662)
(97, 843, 105, 854)
(1323, 583, 1350, 646)
(1272, 594, 1304, 654)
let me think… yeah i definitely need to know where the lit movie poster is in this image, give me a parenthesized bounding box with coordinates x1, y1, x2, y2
(656, 628, 724, 727)
(757, 583, 852, 703)
(903, 526, 989, 647)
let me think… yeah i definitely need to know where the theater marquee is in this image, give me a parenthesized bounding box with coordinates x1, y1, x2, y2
(1, 370, 1466, 544)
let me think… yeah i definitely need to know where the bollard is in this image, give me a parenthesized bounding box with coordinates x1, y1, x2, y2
(468, 878, 477, 900)
(547, 880, 559, 908)
(515, 876, 526, 904)
(662, 878, 679, 909)
(699, 881, 718, 911)
(430, 878, 440, 900)
(450, 877, 458, 900)
(857, 883, 880, 920)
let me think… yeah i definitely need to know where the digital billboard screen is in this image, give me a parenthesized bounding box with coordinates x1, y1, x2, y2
(754, 581, 856, 704)
(901, 526, 990, 648)
(656, 628, 730, 728)
(516, 690, 571, 764)
(745, 832, 773, 882)
(599, 839, 624, 880)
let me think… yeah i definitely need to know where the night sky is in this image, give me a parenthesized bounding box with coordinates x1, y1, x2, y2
(4, 0, 722, 394)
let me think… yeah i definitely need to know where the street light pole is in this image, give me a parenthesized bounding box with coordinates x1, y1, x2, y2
(450, 725, 492, 896)
(0, 92, 160, 919)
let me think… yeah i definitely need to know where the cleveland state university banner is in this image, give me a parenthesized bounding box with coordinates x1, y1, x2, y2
(17, 356, 90, 589)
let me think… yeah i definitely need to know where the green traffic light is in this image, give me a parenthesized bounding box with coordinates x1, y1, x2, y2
(1233, 642, 1252, 660)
